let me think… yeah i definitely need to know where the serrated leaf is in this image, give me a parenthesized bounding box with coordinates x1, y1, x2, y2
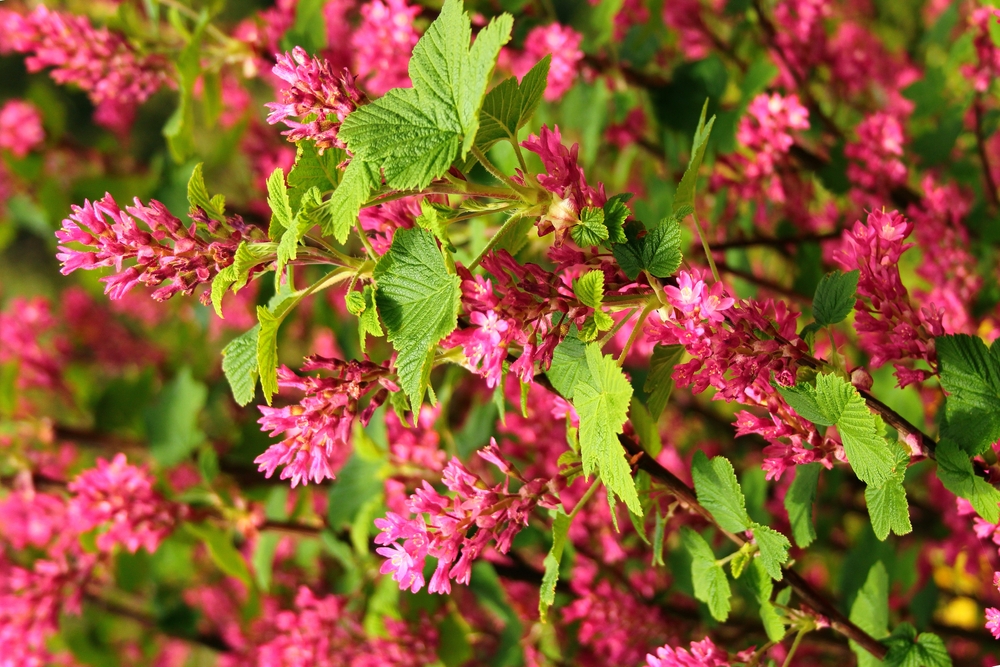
(849, 562, 890, 667)
(934, 439, 1000, 523)
(539, 511, 570, 620)
(645, 344, 684, 419)
(222, 325, 260, 407)
(936, 334, 1000, 455)
(681, 526, 731, 622)
(323, 158, 378, 244)
(546, 331, 591, 400)
(775, 381, 832, 425)
(475, 56, 548, 151)
(691, 451, 750, 533)
(813, 269, 859, 327)
(277, 187, 322, 276)
(741, 558, 785, 642)
(673, 100, 715, 214)
(187, 163, 225, 221)
(865, 445, 912, 540)
(643, 214, 684, 278)
(574, 343, 641, 515)
(571, 207, 609, 248)
(416, 199, 455, 251)
(374, 228, 461, 408)
(358, 284, 383, 352)
(288, 142, 344, 210)
(338, 0, 512, 190)
(256, 297, 296, 405)
(785, 462, 821, 547)
(751, 523, 790, 581)
(211, 242, 273, 317)
(882, 624, 952, 667)
(267, 168, 293, 240)
(602, 193, 631, 245)
(574, 270, 605, 309)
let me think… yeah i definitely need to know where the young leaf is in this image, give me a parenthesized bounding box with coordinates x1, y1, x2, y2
(222, 325, 260, 407)
(882, 623, 952, 667)
(187, 163, 226, 222)
(287, 142, 344, 210)
(184, 523, 253, 588)
(571, 207, 609, 248)
(934, 439, 1000, 523)
(373, 228, 461, 409)
(865, 446, 912, 540)
(602, 194, 631, 245)
(750, 523, 790, 581)
(416, 199, 455, 251)
(539, 510, 570, 620)
(741, 559, 785, 642)
(323, 158, 378, 243)
(574, 343, 641, 515)
(256, 296, 297, 405)
(277, 187, 324, 276)
(936, 334, 1000, 455)
(673, 100, 716, 213)
(642, 213, 685, 278)
(691, 452, 750, 534)
(476, 55, 550, 149)
(813, 269, 859, 327)
(338, 0, 513, 190)
(546, 332, 591, 401)
(784, 462, 821, 548)
(681, 526, 731, 622)
(573, 270, 605, 309)
(645, 344, 684, 419)
(267, 168, 293, 241)
(358, 285, 384, 352)
(849, 562, 890, 667)
(775, 381, 832, 425)
(211, 242, 273, 317)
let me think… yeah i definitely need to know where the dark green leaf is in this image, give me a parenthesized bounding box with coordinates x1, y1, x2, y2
(936, 334, 1000, 455)
(813, 269, 859, 327)
(784, 462, 821, 547)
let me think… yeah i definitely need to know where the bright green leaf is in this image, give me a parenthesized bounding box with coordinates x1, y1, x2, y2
(323, 158, 378, 243)
(573, 270, 605, 309)
(187, 163, 226, 222)
(882, 623, 952, 667)
(813, 269, 859, 327)
(222, 325, 260, 407)
(211, 242, 273, 317)
(571, 207, 609, 248)
(358, 284, 384, 352)
(751, 523, 790, 581)
(547, 332, 591, 401)
(267, 168, 293, 241)
(673, 100, 716, 213)
(539, 511, 570, 620)
(785, 462, 821, 547)
(643, 213, 685, 278)
(935, 439, 1000, 523)
(681, 526, 731, 622)
(865, 446, 912, 541)
(691, 451, 750, 534)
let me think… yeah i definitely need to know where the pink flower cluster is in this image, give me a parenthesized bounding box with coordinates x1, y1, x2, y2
(845, 112, 908, 194)
(351, 0, 422, 96)
(358, 196, 421, 255)
(0, 6, 168, 131)
(988, 572, 1000, 640)
(0, 100, 44, 158)
(67, 453, 180, 553)
(964, 7, 1000, 93)
(662, 0, 725, 61)
(256, 357, 398, 487)
(646, 637, 733, 667)
(248, 587, 438, 667)
(772, 0, 830, 80)
(55, 194, 263, 302)
(374, 440, 558, 594)
(267, 47, 365, 152)
(505, 24, 584, 101)
(832, 209, 943, 386)
(0, 297, 66, 394)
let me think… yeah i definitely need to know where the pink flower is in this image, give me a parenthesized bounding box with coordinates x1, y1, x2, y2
(964, 7, 1000, 93)
(256, 358, 396, 487)
(512, 24, 584, 101)
(646, 638, 732, 667)
(67, 453, 179, 553)
(0, 297, 66, 393)
(987, 607, 1000, 639)
(606, 108, 648, 149)
(662, 0, 725, 61)
(0, 100, 44, 157)
(351, 0, 422, 96)
(845, 113, 908, 193)
(55, 193, 263, 302)
(266, 47, 364, 152)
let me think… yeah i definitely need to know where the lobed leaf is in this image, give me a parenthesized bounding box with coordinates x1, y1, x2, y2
(681, 526, 731, 622)
(691, 452, 751, 534)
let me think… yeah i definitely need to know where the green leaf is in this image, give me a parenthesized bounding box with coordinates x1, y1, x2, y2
(574, 343, 641, 515)
(267, 168, 293, 241)
(256, 297, 297, 405)
(211, 242, 273, 317)
(784, 462, 821, 547)
(571, 207, 609, 248)
(645, 344, 684, 419)
(288, 142, 344, 209)
(882, 624, 952, 667)
(146, 367, 207, 465)
(673, 100, 716, 213)
(358, 284, 384, 352)
(602, 193, 631, 245)
(741, 558, 785, 642)
(416, 199, 455, 252)
(546, 331, 591, 401)
(222, 325, 260, 407)
(374, 228, 461, 408)
(865, 446, 912, 541)
(187, 163, 225, 222)
(936, 334, 1000, 455)
(338, 0, 512, 190)
(184, 523, 253, 587)
(476, 55, 550, 149)
(775, 381, 831, 425)
(573, 270, 605, 309)
(643, 214, 685, 278)
(750, 523, 790, 581)
(691, 451, 750, 533)
(681, 526, 731, 621)
(849, 562, 890, 667)
(934, 439, 1000, 523)
(813, 269, 859, 327)
(277, 187, 322, 276)
(252, 532, 281, 592)
(629, 397, 662, 457)
(539, 511, 570, 620)
(323, 158, 377, 243)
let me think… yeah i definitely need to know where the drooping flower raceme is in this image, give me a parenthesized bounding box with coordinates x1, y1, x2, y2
(67, 453, 180, 553)
(374, 440, 558, 594)
(505, 23, 584, 101)
(55, 194, 264, 302)
(0, 100, 44, 157)
(266, 46, 365, 152)
(350, 0, 422, 96)
(256, 357, 398, 487)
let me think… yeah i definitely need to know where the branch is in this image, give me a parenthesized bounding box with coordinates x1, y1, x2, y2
(974, 94, 1000, 211)
(84, 592, 232, 652)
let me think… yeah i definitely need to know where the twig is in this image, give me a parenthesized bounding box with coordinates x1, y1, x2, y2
(974, 94, 1000, 210)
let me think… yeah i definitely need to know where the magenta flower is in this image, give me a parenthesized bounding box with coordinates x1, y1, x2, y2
(0, 100, 44, 157)
(266, 46, 364, 151)
(646, 638, 732, 667)
(67, 453, 180, 554)
(0, 297, 67, 393)
(256, 357, 397, 487)
(987, 607, 1000, 639)
(55, 193, 262, 302)
(964, 7, 1000, 93)
(506, 23, 584, 101)
(845, 112, 908, 193)
(350, 0, 422, 96)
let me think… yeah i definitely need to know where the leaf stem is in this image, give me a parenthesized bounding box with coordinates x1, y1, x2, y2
(616, 299, 657, 366)
(567, 478, 602, 521)
(599, 307, 637, 349)
(689, 211, 721, 283)
(781, 625, 811, 667)
(468, 211, 526, 271)
(355, 219, 377, 260)
(471, 145, 533, 201)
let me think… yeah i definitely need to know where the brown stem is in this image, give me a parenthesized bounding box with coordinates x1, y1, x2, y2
(974, 95, 1000, 210)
